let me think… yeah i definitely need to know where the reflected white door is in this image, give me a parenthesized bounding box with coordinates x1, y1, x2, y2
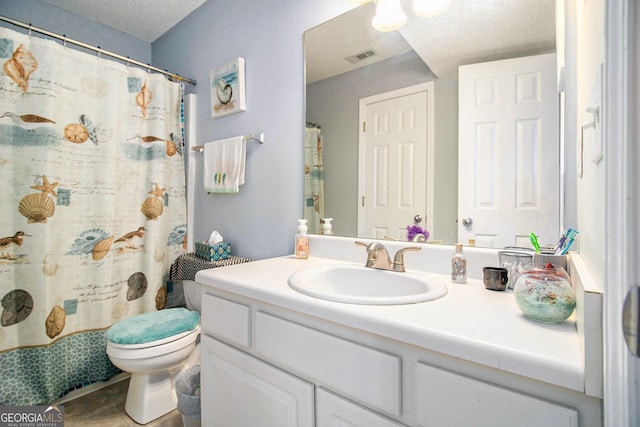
(358, 83, 433, 240)
(458, 53, 560, 248)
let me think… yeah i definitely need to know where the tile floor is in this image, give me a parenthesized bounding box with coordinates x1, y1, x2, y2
(61, 378, 185, 426)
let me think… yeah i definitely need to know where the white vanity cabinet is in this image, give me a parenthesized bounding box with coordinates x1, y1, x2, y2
(201, 334, 404, 427)
(415, 363, 579, 427)
(201, 291, 407, 427)
(199, 287, 601, 427)
(201, 336, 314, 427)
(253, 311, 402, 417)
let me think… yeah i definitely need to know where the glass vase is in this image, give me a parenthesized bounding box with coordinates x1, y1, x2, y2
(513, 265, 576, 323)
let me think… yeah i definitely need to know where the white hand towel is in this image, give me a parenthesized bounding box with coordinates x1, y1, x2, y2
(203, 136, 246, 193)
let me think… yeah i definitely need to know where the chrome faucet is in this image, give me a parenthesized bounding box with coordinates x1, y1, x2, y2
(355, 241, 421, 272)
(356, 241, 393, 270)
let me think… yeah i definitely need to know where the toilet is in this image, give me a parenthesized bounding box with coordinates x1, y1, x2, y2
(106, 280, 202, 424)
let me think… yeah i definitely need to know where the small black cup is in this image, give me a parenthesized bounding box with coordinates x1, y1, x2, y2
(483, 267, 509, 291)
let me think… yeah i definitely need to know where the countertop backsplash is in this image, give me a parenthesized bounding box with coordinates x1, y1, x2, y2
(309, 235, 501, 280)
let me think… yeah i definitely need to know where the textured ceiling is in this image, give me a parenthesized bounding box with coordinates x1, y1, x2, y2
(40, 0, 206, 42)
(306, 0, 556, 83)
(305, 3, 414, 84)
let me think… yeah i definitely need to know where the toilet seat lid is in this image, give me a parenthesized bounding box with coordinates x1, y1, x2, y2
(107, 307, 200, 345)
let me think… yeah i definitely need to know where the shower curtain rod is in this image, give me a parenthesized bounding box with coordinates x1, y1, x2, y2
(0, 15, 197, 86)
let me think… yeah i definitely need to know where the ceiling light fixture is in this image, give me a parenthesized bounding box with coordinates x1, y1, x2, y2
(371, 0, 407, 32)
(364, 0, 453, 32)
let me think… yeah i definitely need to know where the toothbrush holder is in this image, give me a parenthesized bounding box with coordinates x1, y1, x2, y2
(533, 252, 567, 271)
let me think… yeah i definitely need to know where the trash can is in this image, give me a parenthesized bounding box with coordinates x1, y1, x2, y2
(176, 365, 201, 427)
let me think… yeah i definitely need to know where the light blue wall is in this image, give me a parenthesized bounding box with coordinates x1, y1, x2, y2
(0, 0, 361, 260)
(152, 0, 356, 260)
(0, 0, 151, 63)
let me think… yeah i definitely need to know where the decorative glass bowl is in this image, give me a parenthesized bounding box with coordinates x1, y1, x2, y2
(513, 265, 576, 323)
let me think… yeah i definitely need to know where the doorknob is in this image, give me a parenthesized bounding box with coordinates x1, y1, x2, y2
(623, 286, 640, 357)
(461, 217, 473, 227)
(414, 214, 423, 224)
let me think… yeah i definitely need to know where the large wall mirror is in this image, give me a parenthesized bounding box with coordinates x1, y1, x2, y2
(304, 0, 561, 247)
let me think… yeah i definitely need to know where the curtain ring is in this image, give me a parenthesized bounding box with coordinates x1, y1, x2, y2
(28, 23, 32, 37)
(62, 34, 66, 48)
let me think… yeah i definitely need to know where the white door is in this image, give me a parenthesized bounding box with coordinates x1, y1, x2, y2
(201, 336, 315, 427)
(458, 54, 560, 248)
(605, 1, 640, 424)
(358, 83, 433, 240)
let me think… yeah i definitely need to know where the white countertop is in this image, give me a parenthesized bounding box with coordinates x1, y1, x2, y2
(196, 247, 585, 394)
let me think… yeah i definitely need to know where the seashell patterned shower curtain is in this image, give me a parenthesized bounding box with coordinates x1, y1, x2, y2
(0, 27, 187, 405)
(304, 123, 324, 234)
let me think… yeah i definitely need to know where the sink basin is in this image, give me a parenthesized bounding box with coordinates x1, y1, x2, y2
(288, 264, 448, 305)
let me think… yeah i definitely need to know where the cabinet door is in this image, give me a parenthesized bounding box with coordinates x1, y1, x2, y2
(317, 388, 406, 427)
(416, 362, 578, 427)
(201, 336, 314, 427)
(255, 311, 402, 416)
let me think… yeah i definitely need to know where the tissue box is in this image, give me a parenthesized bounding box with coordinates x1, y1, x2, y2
(195, 241, 231, 261)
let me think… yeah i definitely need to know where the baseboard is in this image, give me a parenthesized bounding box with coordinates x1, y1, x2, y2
(52, 372, 131, 405)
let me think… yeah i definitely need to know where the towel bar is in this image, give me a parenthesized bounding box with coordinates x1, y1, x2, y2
(191, 132, 264, 153)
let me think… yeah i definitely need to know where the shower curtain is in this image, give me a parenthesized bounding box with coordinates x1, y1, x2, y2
(304, 123, 325, 234)
(0, 27, 187, 405)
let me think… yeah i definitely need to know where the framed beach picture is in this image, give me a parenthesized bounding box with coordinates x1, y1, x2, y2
(210, 57, 246, 118)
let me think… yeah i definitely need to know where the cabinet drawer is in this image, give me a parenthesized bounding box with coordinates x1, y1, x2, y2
(416, 362, 578, 427)
(255, 311, 401, 416)
(201, 293, 250, 348)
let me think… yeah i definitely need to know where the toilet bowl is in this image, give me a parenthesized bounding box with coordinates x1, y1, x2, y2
(106, 280, 202, 424)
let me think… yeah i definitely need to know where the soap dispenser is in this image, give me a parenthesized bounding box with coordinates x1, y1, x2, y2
(321, 218, 333, 235)
(295, 219, 309, 259)
(451, 243, 467, 283)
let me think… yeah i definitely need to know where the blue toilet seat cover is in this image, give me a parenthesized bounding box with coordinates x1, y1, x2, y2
(107, 308, 200, 345)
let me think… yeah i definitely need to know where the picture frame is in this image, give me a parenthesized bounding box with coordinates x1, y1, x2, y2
(210, 57, 246, 118)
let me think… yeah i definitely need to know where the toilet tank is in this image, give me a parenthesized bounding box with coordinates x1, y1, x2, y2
(183, 280, 202, 312)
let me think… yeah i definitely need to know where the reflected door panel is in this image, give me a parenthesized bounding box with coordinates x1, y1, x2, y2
(458, 53, 560, 248)
(360, 90, 428, 240)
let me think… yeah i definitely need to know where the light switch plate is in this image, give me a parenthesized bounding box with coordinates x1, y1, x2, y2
(591, 63, 604, 164)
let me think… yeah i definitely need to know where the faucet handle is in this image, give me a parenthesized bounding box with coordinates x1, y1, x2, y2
(392, 246, 421, 272)
(355, 241, 376, 267)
